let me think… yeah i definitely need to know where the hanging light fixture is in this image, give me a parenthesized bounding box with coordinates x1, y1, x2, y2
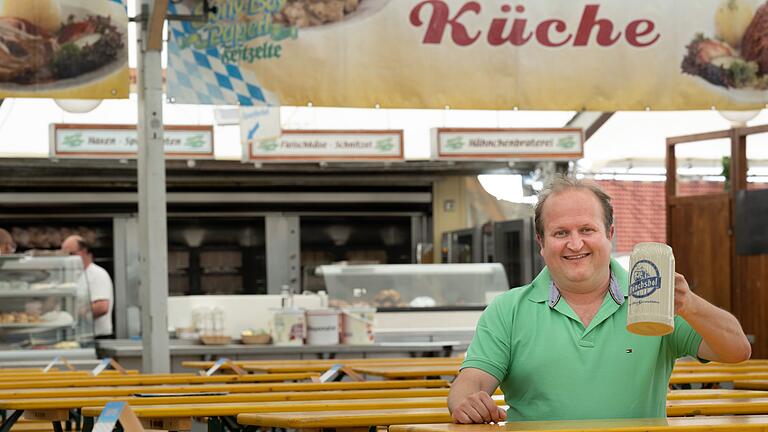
(53, 99, 103, 114)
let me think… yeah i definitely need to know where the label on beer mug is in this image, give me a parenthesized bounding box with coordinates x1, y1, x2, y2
(626, 242, 675, 336)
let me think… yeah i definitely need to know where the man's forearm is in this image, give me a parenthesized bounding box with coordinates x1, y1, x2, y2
(680, 293, 751, 363)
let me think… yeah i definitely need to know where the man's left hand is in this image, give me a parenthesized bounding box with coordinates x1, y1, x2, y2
(673, 272, 698, 317)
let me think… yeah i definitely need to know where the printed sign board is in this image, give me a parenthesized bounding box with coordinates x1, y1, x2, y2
(246, 130, 404, 162)
(433, 128, 584, 160)
(167, 0, 768, 110)
(50, 124, 214, 158)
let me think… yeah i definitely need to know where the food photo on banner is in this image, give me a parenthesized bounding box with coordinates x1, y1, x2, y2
(166, 0, 768, 110)
(0, 0, 129, 99)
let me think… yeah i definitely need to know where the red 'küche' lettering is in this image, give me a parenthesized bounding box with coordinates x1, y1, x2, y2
(409, 1, 661, 49)
(409, 0, 481, 46)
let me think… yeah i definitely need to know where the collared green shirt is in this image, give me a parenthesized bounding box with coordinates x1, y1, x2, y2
(461, 259, 703, 421)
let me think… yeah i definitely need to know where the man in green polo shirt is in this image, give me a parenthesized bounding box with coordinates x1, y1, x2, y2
(448, 176, 752, 423)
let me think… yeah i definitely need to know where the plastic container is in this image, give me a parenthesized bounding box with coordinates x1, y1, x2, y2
(626, 242, 675, 336)
(341, 307, 376, 345)
(271, 309, 306, 346)
(306, 309, 341, 345)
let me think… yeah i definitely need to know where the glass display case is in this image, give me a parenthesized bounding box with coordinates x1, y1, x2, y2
(0, 255, 94, 349)
(317, 263, 509, 310)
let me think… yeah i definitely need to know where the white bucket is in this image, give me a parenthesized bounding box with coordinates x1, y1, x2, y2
(271, 309, 306, 346)
(626, 242, 675, 336)
(341, 307, 376, 345)
(306, 309, 341, 345)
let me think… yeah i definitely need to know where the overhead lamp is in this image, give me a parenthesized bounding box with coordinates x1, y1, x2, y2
(718, 109, 761, 127)
(53, 99, 102, 114)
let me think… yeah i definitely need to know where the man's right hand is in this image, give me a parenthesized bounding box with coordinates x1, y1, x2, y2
(450, 390, 507, 424)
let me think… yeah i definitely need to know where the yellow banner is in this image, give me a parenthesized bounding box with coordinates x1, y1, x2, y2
(167, 0, 768, 110)
(0, 0, 129, 99)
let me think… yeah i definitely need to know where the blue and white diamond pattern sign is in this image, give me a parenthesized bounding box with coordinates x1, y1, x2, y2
(166, 1, 282, 106)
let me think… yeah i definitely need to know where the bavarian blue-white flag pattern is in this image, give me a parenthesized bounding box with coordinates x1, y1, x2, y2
(166, 1, 278, 106)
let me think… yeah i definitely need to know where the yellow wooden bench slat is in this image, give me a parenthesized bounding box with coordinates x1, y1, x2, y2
(0, 371, 164, 383)
(667, 389, 768, 400)
(237, 407, 453, 428)
(79, 395, 505, 418)
(673, 366, 768, 374)
(243, 360, 462, 374)
(0, 372, 319, 390)
(669, 397, 768, 416)
(736, 380, 768, 390)
(669, 372, 768, 384)
(390, 415, 768, 432)
(351, 366, 459, 378)
(183, 357, 463, 370)
(8, 424, 54, 432)
(0, 378, 450, 399)
(0, 388, 453, 410)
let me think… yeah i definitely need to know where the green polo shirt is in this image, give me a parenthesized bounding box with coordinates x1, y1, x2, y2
(461, 259, 703, 421)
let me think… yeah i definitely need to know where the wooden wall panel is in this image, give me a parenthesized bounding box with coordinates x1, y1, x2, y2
(668, 195, 732, 311)
(734, 254, 768, 359)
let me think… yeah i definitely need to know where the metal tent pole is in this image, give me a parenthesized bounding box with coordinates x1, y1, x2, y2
(136, 0, 170, 373)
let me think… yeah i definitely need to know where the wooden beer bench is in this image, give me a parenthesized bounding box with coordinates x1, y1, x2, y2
(390, 416, 768, 432)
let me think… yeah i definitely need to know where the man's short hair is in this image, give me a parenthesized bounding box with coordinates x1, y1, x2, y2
(534, 175, 614, 239)
(0, 228, 15, 253)
(66, 235, 92, 253)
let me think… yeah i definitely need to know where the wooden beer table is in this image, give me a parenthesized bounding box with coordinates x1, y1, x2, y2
(78, 396, 505, 432)
(390, 416, 768, 432)
(0, 379, 449, 399)
(242, 359, 463, 374)
(236, 398, 768, 429)
(351, 365, 460, 379)
(182, 357, 463, 371)
(0, 384, 447, 432)
(0, 372, 319, 390)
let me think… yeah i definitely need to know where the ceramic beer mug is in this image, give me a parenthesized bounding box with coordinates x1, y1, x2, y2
(626, 242, 675, 336)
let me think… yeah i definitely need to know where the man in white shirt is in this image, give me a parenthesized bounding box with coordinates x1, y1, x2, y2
(61, 235, 114, 338)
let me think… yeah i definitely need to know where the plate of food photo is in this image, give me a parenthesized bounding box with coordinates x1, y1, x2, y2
(681, 0, 768, 103)
(272, 0, 390, 32)
(0, 0, 127, 94)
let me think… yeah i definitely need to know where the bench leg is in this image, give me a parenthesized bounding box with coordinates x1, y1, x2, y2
(81, 416, 94, 432)
(221, 416, 240, 432)
(0, 410, 23, 432)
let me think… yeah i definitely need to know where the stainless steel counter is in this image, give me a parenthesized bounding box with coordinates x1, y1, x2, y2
(97, 339, 468, 372)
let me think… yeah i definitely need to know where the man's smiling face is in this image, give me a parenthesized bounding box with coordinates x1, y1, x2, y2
(537, 188, 614, 294)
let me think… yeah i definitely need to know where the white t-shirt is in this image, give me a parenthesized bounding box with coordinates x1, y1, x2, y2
(85, 263, 114, 337)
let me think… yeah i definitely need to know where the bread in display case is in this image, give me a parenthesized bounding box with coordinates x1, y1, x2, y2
(0, 255, 94, 349)
(317, 263, 510, 310)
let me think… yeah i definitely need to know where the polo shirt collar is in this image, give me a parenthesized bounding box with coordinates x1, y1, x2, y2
(528, 258, 628, 306)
